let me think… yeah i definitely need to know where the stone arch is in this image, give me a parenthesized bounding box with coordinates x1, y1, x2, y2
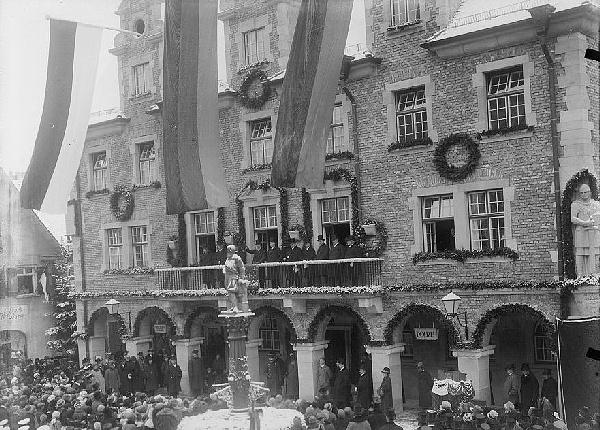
(183, 306, 220, 338)
(87, 307, 127, 337)
(248, 305, 298, 341)
(133, 306, 177, 337)
(472, 303, 556, 349)
(307, 304, 371, 342)
(383, 303, 461, 347)
(562, 169, 599, 279)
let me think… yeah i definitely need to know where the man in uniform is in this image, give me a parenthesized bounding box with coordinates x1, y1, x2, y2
(188, 349, 204, 398)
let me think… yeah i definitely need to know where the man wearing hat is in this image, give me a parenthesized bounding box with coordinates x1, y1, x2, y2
(165, 356, 182, 397)
(188, 349, 204, 398)
(333, 358, 351, 409)
(520, 363, 539, 411)
(266, 238, 282, 287)
(329, 236, 345, 260)
(379, 367, 393, 414)
(504, 364, 519, 405)
(246, 240, 267, 287)
(344, 235, 363, 285)
(417, 362, 433, 409)
(356, 365, 372, 410)
(540, 368, 557, 408)
(315, 235, 329, 285)
(284, 238, 303, 287)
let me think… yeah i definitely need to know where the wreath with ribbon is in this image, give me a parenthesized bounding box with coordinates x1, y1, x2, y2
(110, 185, 134, 221)
(238, 69, 272, 109)
(433, 133, 481, 181)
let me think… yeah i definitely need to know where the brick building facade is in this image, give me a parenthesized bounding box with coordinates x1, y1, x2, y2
(70, 0, 600, 407)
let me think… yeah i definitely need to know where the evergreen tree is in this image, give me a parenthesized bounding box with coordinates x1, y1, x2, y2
(45, 247, 77, 356)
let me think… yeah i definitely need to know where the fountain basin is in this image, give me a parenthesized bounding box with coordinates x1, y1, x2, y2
(178, 407, 303, 430)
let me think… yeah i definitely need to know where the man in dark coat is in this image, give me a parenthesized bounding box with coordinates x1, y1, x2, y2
(285, 238, 304, 286)
(266, 239, 282, 287)
(188, 349, 204, 397)
(540, 368, 558, 408)
(315, 235, 329, 286)
(120, 356, 139, 395)
(379, 367, 393, 414)
(214, 241, 227, 287)
(333, 358, 351, 409)
(266, 353, 283, 395)
(356, 364, 372, 410)
(165, 356, 182, 397)
(329, 236, 345, 260)
(144, 356, 159, 395)
(247, 241, 268, 288)
(520, 363, 539, 411)
(344, 235, 364, 285)
(329, 236, 345, 286)
(302, 240, 316, 260)
(417, 361, 433, 409)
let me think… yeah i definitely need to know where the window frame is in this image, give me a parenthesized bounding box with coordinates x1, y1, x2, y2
(533, 323, 554, 363)
(390, 0, 421, 27)
(467, 189, 506, 251)
(485, 67, 526, 131)
(16, 267, 37, 295)
(193, 211, 217, 259)
(422, 194, 455, 252)
(131, 226, 149, 268)
(321, 197, 351, 225)
(249, 118, 273, 167)
(243, 27, 266, 65)
(132, 62, 151, 97)
(326, 103, 348, 154)
(259, 314, 281, 351)
(107, 228, 123, 270)
(92, 152, 108, 191)
(138, 142, 156, 185)
(395, 86, 428, 142)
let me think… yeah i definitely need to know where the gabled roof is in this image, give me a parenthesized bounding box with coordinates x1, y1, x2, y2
(426, 0, 598, 44)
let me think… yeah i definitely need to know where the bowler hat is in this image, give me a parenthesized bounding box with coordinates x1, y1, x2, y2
(192, 349, 199, 354)
(381, 367, 390, 374)
(542, 368, 552, 376)
(505, 363, 515, 370)
(317, 235, 325, 241)
(521, 363, 531, 371)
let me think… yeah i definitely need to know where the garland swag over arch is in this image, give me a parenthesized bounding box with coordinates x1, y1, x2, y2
(133, 306, 177, 337)
(86, 307, 128, 338)
(307, 304, 371, 343)
(183, 306, 220, 338)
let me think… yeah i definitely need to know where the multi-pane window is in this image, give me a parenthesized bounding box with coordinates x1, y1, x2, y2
(422, 195, 455, 252)
(92, 152, 107, 191)
(253, 206, 277, 229)
(16, 267, 36, 295)
(194, 212, 216, 258)
(139, 143, 156, 185)
(468, 190, 505, 250)
(390, 0, 421, 26)
(243, 27, 266, 64)
(400, 322, 414, 357)
(107, 228, 123, 270)
(396, 87, 428, 142)
(259, 314, 280, 351)
(131, 226, 149, 267)
(132, 62, 150, 96)
(250, 119, 273, 166)
(486, 67, 525, 131)
(534, 324, 553, 363)
(326, 104, 347, 154)
(321, 197, 350, 224)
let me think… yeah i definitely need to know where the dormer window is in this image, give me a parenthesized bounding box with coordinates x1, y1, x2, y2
(243, 27, 266, 65)
(391, 0, 421, 26)
(134, 19, 145, 35)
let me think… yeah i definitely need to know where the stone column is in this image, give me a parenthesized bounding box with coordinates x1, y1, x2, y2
(246, 339, 263, 383)
(175, 337, 204, 396)
(293, 341, 329, 400)
(77, 338, 88, 365)
(452, 346, 495, 405)
(89, 336, 106, 360)
(124, 335, 153, 357)
(367, 343, 404, 412)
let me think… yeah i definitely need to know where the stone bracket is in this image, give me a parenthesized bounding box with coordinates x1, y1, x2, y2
(358, 296, 383, 314)
(283, 298, 306, 314)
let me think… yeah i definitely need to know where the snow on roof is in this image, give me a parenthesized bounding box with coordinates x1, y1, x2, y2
(88, 107, 124, 125)
(427, 0, 597, 43)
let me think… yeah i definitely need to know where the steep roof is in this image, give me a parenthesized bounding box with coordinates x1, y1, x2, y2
(426, 0, 598, 43)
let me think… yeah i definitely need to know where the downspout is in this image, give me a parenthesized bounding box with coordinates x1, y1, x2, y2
(75, 169, 89, 351)
(341, 85, 363, 221)
(529, 5, 563, 280)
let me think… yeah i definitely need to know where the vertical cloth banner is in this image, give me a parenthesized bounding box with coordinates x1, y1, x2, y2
(163, 0, 228, 214)
(557, 316, 600, 426)
(20, 19, 102, 214)
(271, 0, 353, 189)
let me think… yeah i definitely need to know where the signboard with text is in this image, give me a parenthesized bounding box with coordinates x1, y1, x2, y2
(153, 324, 167, 334)
(414, 328, 439, 340)
(0, 306, 27, 321)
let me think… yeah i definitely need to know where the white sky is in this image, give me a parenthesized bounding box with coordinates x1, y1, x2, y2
(0, 0, 365, 238)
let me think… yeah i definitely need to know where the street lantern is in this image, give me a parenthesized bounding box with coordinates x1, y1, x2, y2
(441, 292, 469, 340)
(105, 299, 120, 315)
(441, 292, 461, 315)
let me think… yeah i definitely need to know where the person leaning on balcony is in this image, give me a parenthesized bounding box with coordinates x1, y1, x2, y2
(571, 183, 600, 277)
(223, 245, 248, 312)
(246, 240, 268, 288)
(285, 238, 304, 287)
(344, 235, 364, 286)
(329, 236, 346, 285)
(266, 239, 282, 287)
(315, 235, 329, 286)
(214, 241, 227, 287)
(301, 239, 317, 286)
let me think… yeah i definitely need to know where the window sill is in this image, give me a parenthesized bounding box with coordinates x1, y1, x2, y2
(85, 189, 110, 199)
(415, 256, 516, 266)
(464, 256, 515, 264)
(388, 138, 434, 153)
(103, 267, 155, 276)
(477, 126, 535, 143)
(325, 151, 354, 161)
(128, 92, 154, 101)
(132, 181, 161, 190)
(242, 164, 272, 174)
(386, 20, 424, 38)
(15, 293, 41, 299)
(415, 259, 459, 266)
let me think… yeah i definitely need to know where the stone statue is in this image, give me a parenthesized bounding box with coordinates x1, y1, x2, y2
(223, 245, 249, 312)
(571, 184, 600, 277)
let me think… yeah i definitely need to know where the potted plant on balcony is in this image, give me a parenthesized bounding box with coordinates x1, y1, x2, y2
(288, 229, 300, 240)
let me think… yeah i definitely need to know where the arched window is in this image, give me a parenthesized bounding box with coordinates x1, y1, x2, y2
(534, 323, 553, 363)
(134, 19, 145, 35)
(259, 314, 280, 351)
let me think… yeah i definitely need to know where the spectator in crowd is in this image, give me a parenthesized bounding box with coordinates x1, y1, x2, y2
(266, 239, 282, 287)
(89, 363, 105, 394)
(504, 363, 520, 406)
(211, 353, 225, 384)
(367, 401, 387, 430)
(284, 357, 299, 400)
(144, 356, 159, 396)
(379, 409, 403, 430)
(520, 363, 539, 411)
(104, 360, 119, 394)
(417, 362, 433, 409)
(347, 404, 371, 430)
(333, 358, 351, 409)
(317, 358, 333, 396)
(266, 353, 284, 396)
(378, 367, 393, 414)
(540, 368, 557, 409)
(356, 365, 372, 411)
(329, 236, 345, 260)
(303, 240, 316, 260)
(188, 350, 204, 398)
(285, 238, 304, 286)
(165, 356, 182, 398)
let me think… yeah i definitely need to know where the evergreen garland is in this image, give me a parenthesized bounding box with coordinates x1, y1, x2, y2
(86, 306, 128, 339)
(236, 199, 246, 247)
(355, 218, 388, 257)
(280, 188, 290, 249)
(471, 303, 556, 350)
(388, 136, 433, 152)
(238, 69, 272, 109)
(183, 306, 219, 338)
(307, 304, 371, 342)
(561, 169, 599, 279)
(177, 213, 187, 265)
(301, 188, 314, 242)
(217, 207, 226, 244)
(383, 303, 461, 348)
(412, 247, 519, 264)
(110, 185, 135, 221)
(133, 306, 177, 337)
(433, 133, 481, 181)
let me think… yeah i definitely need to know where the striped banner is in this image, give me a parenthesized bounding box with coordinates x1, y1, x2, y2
(271, 0, 353, 189)
(20, 19, 102, 213)
(163, 0, 228, 215)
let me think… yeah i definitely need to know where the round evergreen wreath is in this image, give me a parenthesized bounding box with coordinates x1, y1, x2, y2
(110, 185, 134, 221)
(238, 69, 271, 109)
(433, 133, 481, 181)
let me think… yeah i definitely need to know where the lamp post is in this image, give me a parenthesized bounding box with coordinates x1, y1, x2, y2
(105, 298, 120, 315)
(441, 292, 469, 340)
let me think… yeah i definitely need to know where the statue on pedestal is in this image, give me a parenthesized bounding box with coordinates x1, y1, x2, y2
(571, 184, 600, 277)
(224, 245, 249, 312)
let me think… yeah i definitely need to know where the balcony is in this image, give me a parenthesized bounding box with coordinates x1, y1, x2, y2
(155, 258, 383, 291)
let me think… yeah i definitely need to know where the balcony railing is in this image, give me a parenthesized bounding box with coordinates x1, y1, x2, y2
(155, 258, 383, 291)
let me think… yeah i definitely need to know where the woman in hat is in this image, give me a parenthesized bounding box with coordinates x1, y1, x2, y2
(520, 363, 539, 411)
(379, 367, 393, 415)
